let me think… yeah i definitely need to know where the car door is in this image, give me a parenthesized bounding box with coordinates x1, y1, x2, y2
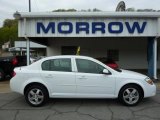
(40, 58, 76, 97)
(75, 58, 116, 98)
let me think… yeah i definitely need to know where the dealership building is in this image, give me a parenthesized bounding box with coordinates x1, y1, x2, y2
(14, 12, 160, 79)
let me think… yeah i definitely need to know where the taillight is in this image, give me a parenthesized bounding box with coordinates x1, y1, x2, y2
(12, 57, 18, 65)
(12, 71, 16, 77)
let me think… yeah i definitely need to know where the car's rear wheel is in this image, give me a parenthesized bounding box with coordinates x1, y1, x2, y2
(118, 85, 143, 106)
(25, 85, 49, 107)
(0, 69, 5, 81)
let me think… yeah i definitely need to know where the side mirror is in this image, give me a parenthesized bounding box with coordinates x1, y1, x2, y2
(103, 69, 111, 75)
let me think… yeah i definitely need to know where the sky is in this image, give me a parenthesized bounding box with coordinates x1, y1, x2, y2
(0, 0, 160, 27)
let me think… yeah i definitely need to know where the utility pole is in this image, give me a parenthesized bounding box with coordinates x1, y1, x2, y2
(27, 0, 31, 65)
(29, 0, 31, 12)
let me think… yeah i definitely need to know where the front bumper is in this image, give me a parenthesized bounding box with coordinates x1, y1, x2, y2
(144, 83, 156, 98)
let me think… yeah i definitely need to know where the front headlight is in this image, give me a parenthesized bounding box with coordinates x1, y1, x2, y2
(145, 77, 153, 85)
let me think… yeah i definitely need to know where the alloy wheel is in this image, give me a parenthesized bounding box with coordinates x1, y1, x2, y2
(28, 88, 44, 105)
(123, 88, 139, 105)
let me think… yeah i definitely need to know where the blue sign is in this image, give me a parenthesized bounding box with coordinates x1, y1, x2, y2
(37, 21, 147, 34)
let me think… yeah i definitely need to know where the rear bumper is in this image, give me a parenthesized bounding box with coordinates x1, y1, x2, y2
(10, 77, 24, 95)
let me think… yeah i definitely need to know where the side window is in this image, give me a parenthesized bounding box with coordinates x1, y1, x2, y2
(42, 60, 50, 71)
(42, 58, 72, 72)
(76, 59, 105, 74)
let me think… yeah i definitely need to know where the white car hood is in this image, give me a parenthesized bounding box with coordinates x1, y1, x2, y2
(119, 69, 148, 80)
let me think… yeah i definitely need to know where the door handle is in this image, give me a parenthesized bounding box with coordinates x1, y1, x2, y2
(78, 76, 87, 80)
(45, 74, 53, 78)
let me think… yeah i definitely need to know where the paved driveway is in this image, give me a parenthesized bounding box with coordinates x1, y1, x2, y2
(0, 82, 160, 120)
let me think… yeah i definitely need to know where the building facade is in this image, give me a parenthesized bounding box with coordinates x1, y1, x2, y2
(14, 12, 160, 79)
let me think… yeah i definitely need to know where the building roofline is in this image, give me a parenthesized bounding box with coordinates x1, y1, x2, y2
(14, 11, 160, 19)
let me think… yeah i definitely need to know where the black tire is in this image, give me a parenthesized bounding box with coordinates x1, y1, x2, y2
(25, 85, 49, 107)
(118, 84, 143, 106)
(0, 69, 5, 81)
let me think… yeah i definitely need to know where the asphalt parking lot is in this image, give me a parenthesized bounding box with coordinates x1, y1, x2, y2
(0, 81, 160, 120)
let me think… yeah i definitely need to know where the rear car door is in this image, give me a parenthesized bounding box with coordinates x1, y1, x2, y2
(40, 58, 76, 97)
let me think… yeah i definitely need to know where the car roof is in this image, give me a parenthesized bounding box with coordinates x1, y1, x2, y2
(42, 55, 94, 60)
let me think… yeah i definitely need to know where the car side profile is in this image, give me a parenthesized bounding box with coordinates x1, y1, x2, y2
(10, 55, 156, 107)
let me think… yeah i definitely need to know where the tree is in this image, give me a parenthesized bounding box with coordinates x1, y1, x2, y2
(137, 9, 156, 12)
(3, 19, 18, 28)
(0, 19, 18, 47)
(126, 8, 135, 12)
(93, 8, 101, 12)
(53, 8, 102, 12)
(125, 8, 160, 12)
(53, 9, 77, 12)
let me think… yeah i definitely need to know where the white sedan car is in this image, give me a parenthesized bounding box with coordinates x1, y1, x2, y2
(10, 55, 156, 107)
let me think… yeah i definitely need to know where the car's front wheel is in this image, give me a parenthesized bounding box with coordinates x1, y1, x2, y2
(25, 85, 49, 107)
(118, 85, 143, 106)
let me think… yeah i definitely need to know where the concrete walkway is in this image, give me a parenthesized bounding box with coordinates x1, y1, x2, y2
(0, 82, 160, 120)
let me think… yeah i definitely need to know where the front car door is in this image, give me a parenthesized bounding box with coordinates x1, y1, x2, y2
(75, 58, 116, 98)
(40, 58, 76, 97)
